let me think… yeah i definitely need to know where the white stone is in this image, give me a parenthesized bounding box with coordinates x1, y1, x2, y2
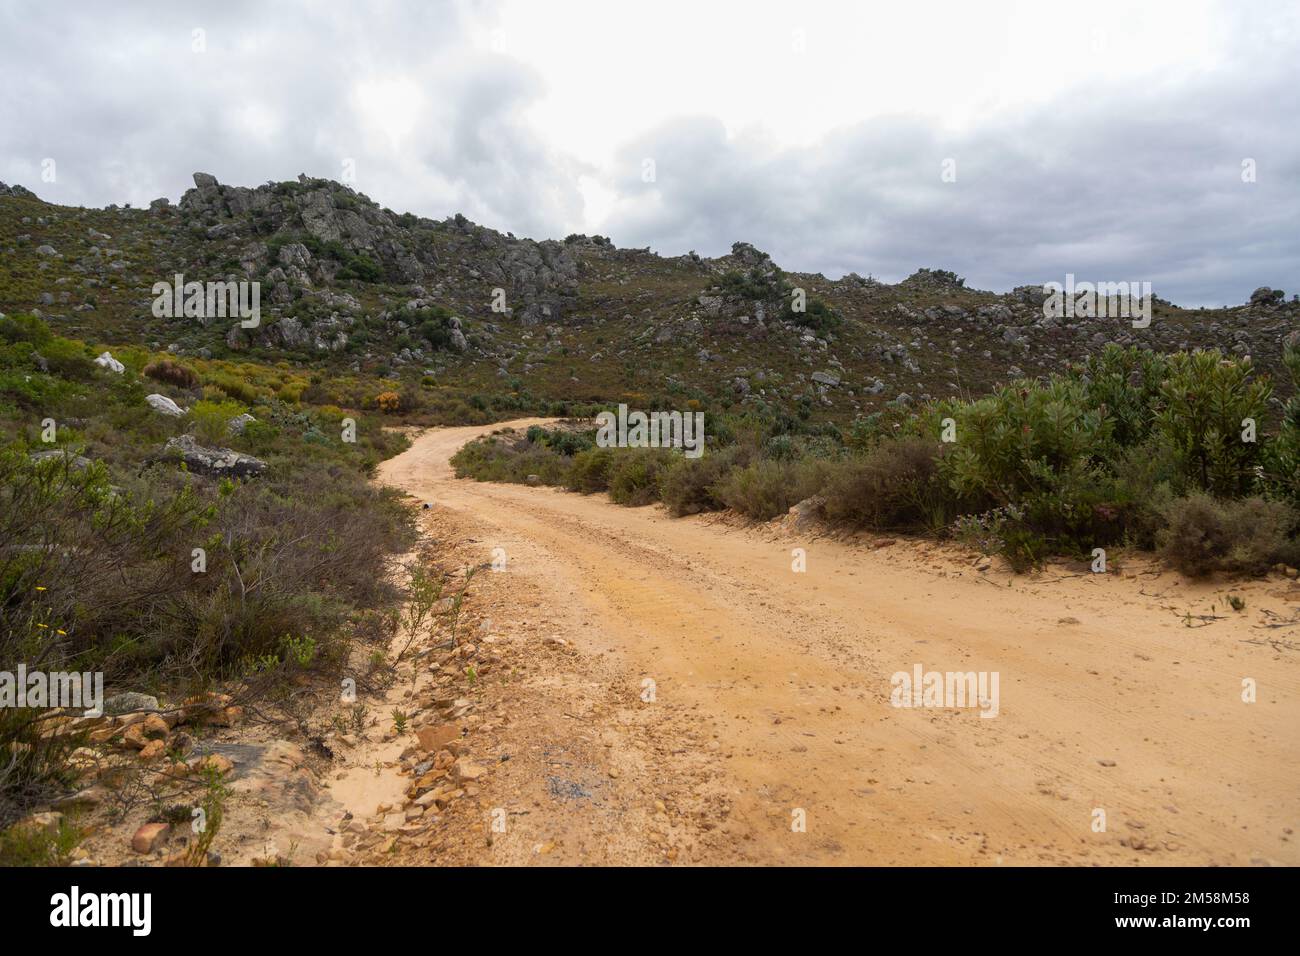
(146, 393, 185, 417)
(94, 351, 125, 374)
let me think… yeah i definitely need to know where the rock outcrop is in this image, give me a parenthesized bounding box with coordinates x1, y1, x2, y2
(158, 434, 267, 479)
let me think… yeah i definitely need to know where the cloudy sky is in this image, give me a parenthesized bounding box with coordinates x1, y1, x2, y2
(2, 0, 1296, 306)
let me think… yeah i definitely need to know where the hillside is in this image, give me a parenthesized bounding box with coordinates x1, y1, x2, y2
(4, 171, 1300, 871)
(3, 173, 1296, 426)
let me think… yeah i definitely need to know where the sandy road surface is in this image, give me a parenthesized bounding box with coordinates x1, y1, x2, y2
(377, 419, 1300, 865)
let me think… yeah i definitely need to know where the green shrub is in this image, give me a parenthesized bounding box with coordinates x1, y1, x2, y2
(38, 338, 96, 381)
(202, 371, 259, 404)
(188, 399, 249, 444)
(785, 296, 841, 333)
(0, 313, 53, 347)
(450, 432, 572, 485)
(1154, 351, 1270, 497)
(1072, 345, 1169, 448)
(952, 506, 1017, 556)
(336, 255, 382, 283)
(1157, 493, 1298, 577)
(0, 808, 84, 864)
(999, 522, 1050, 573)
(144, 358, 200, 390)
(450, 436, 514, 482)
(566, 447, 615, 494)
(530, 427, 595, 457)
(1263, 333, 1300, 500)
(940, 377, 1111, 507)
(411, 307, 458, 351)
(822, 436, 947, 532)
(713, 458, 828, 520)
(607, 448, 671, 506)
(0, 368, 76, 408)
(659, 447, 746, 516)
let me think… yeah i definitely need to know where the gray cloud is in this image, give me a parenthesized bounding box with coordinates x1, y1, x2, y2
(2, 1, 1295, 306)
(0, 0, 581, 237)
(604, 65, 1300, 307)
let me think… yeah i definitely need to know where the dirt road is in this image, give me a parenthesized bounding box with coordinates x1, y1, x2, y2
(376, 419, 1300, 866)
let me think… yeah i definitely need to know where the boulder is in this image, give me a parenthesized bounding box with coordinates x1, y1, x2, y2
(1249, 286, 1285, 308)
(94, 351, 125, 373)
(160, 434, 267, 479)
(188, 753, 235, 777)
(138, 739, 167, 762)
(103, 692, 160, 716)
(786, 495, 826, 532)
(277, 242, 313, 269)
(122, 715, 169, 750)
(146, 393, 185, 417)
(451, 759, 488, 784)
(416, 724, 460, 754)
(271, 316, 311, 349)
(131, 822, 169, 854)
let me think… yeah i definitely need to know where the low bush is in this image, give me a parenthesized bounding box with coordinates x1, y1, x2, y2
(607, 448, 671, 506)
(566, 447, 616, 494)
(822, 436, 947, 532)
(659, 447, 747, 516)
(450, 429, 576, 486)
(187, 399, 248, 444)
(713, 458, 829, 520)
(143, 358, 199, 390)
(1157, 493, 1299, 577)
(38, 338, 97, 381)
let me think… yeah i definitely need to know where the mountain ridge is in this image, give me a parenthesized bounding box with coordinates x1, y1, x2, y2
(3, 171, 1296, 421)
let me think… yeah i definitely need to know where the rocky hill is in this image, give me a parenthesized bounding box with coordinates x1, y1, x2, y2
(2, 173, 1296, 421)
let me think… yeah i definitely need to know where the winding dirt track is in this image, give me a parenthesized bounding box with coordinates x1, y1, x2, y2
(378, 419, 1300, 866)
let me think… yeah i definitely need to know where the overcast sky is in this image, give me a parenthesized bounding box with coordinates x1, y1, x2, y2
(1, 0, 1296, 306)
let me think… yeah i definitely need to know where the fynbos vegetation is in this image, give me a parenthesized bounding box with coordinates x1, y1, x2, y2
(455, 343, 1300, 575)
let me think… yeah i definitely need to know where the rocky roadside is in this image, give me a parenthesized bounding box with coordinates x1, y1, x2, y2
(14, 689, 333, 867)
(10, 466, 745, 868)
